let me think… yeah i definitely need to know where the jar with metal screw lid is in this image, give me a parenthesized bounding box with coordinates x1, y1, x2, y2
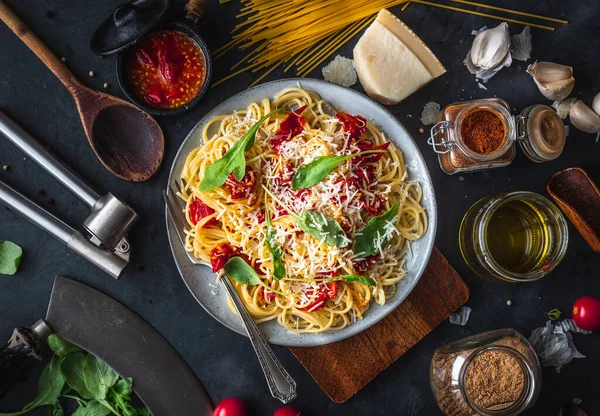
(430, 328, 541, 416)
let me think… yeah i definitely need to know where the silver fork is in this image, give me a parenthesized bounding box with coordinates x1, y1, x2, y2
(164, 185, 297, 404)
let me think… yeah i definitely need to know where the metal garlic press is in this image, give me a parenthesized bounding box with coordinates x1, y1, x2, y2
(0, 111, 138, 278)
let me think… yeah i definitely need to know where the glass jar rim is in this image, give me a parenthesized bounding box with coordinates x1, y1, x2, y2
(477, 191, 569, 282)
(459, 345, 536, 416)
(455, 102, 516, 161)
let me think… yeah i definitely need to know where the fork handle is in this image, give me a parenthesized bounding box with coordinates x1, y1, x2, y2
(221, 277, 297, 404)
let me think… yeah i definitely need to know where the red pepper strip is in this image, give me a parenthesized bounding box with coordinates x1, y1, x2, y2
(144, 83, 165, 105)
(353, 141, 390, 165)
(134, 45, 158, 67)
(270, 105, 307, 155)
(302, 281, 337, 312)
(336, 112, 367, 140)
(225, 168, 256, 200)
(189, 198, 217, 227)
(210, 243, 240, 272)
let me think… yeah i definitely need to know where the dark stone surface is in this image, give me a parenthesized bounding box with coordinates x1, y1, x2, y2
(1, 1, 599, 415)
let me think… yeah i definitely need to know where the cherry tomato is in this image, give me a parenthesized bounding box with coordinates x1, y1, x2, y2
(572, 296, 600, 331)
(213, 398, 248, 416)
(273, 406, 303, 416)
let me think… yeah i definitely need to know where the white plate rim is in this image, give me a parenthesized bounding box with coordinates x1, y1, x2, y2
(165, 78, 437, 347)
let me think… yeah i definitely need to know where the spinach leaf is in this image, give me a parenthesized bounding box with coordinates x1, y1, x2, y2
(223, 256, 262, 286)
(291, 150, 385, 189)
(336, 275, 376, 287)
(61, 353, 94, 399)
(47, 334, 82, 357)
(0, 359, 65, 416)
(48, 402, 64, 416)
(113, 378, 133, 396)
(264, 166, 286, 280)
(291, 211, 349, 248)
(82, 356, 119, 401)
(0, 241, 23, 275)
(354, 201, 400, 258)
(199, 109, 282, 192)
(72, 401, 111, 416)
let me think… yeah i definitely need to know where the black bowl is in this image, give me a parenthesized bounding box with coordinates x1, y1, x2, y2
(116, 21, 212, 116)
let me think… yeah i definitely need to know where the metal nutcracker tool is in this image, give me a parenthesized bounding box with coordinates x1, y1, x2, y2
(0, 111, 138, 278)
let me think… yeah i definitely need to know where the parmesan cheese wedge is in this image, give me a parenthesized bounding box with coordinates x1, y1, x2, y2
(353, 9, 446, 105)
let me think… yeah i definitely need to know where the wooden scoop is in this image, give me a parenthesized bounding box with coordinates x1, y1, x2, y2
(0, 0, 164, 182)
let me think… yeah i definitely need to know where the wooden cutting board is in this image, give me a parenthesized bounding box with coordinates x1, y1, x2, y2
(290, 246, 469, 403)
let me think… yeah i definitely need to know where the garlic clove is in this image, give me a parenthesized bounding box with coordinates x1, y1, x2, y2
(569, 100, 600, 134)
(528, 62, 575, 101)
(592, 92, 600, 116)
(470, 22, 511, 70)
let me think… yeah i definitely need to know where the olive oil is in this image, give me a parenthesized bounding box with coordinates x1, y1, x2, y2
(485, 200, 550, 273)
(459, 192, 568, 282)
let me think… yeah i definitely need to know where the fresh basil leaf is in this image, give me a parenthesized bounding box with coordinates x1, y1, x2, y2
(0, 240, 23, 275)
(82, 355, 119, 401)
(60, 353, 95, 400)
(113, 378, 133, 396)
(47, 334, 82, 357)
(223, 256, 262, 285)
(265, 229, 285, 280)
(337, 275, 376, 287)
(72, 401, 111, 416)
(199, 109, 282, 192)
(291, 211, 349, 247)
(291, 150, 385, 189)
(0, 360, 65, 416)
(354, 201, 400, 258)
(48, 402, 64, 416)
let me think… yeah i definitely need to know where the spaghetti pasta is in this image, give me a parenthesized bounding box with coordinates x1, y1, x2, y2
(178, 87, 427, 333)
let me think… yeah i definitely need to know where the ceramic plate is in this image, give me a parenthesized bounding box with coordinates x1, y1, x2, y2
(166, 79, 437, 347)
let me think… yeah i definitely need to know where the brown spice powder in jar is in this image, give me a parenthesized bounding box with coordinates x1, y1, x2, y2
(464, 350, 525, 410)
(460, 109, 506, 154)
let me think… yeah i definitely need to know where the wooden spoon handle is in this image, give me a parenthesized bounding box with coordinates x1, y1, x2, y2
(0, 0, 82, 92)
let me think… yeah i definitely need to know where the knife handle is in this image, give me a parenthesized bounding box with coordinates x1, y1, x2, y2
(0, 325, 48, 399)
(221, 277, 297, 404)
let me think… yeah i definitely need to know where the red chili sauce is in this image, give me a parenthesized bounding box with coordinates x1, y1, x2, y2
(127, 30, 206, 110)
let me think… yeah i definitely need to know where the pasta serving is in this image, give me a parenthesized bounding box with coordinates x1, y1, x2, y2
(178, 87, 427, 333)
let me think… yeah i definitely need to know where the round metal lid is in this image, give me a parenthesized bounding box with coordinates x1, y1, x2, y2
(90, 0, 170, 56)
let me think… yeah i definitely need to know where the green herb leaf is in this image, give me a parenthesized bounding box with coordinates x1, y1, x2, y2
(337, 275, 377, 286)
(223, 256, 262, 286)
(264, 165, 286, 280)
(265, 228, 285, 280)
(47, 334, 83, 357)
(548, 308, 562, 321)
(113, 378, 133, 396)
(48, 402, 64, 416)
(291, 211, 349, 247)
(0, 360, 65, 416)
(0, 241, 23, 275)
(199, 109, 282, 192)
(354, 201, 400, 258)
(82, 355, 119, 401)
(291, 150, 385, 189)
(60, 353, 95, 399)
(72, 401, 111, 416)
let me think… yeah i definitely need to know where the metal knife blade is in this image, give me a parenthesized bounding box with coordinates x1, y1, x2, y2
(46, 277, 213, 416)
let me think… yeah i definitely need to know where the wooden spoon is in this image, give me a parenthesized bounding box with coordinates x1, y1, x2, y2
(0, 0, 164, 182)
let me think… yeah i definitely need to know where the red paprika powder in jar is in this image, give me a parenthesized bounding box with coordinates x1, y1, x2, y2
(127, 30, 206, 110)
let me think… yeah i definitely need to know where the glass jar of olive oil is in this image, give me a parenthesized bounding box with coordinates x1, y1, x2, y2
(459, 192, 568, 282)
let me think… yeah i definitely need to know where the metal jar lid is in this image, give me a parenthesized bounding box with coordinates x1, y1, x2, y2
(516, 105, 566, 163)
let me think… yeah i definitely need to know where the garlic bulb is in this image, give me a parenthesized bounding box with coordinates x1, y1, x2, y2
(592, 92, 600, 116)
(569, 100, 600, 134)
(527, 62, 575, 101)
(470, 22, 511, 70)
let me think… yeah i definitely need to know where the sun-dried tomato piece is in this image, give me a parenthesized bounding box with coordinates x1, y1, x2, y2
(159, 59, 178, 85)
(355, 165, 376, 186)
(353, 255, 378, 274)
(270, 105, 307, 155)
(302, 281, 337, 312)
(362, 194, 387, 217)
(210, 243, 240, 272)
(336, 112, 367, 140)
(225, 168, 256, 200)
(353, 141, 390, 165)
(257, 210, 266, 223)
(189, 198, 217, 227)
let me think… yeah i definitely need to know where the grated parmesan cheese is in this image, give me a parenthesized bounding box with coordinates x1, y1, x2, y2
(322, 55, 358, 87)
